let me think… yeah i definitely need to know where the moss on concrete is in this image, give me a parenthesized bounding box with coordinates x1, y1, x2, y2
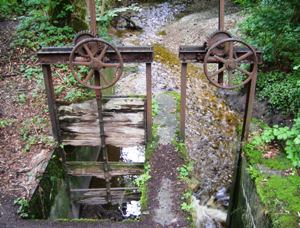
(243, 142, 300, 227)
(29, 149, 68, 219)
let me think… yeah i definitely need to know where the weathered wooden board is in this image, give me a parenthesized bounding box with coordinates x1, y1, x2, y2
(66, 161, 144, 178)
(58, 97, 146, 147)
(70, 187, 140, 205)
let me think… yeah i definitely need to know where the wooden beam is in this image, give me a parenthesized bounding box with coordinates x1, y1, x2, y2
(66, 161, 144, 178)
(37, 46, 153, 65)
(58, 97, 146, 147)
(70, 187, 140, 205)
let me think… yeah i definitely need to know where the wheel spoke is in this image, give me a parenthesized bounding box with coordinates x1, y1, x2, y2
(210, 66, 226, 78)
(98, 45, 108, 61)
(236, 51, 253, 62)
(99, 71, 110, 85)
(102, 62, 120, 68)
(228, 42, 234, 59)
(236, 66, 252, 76)
(73, 61, 91, 66)
(213, 55, 227, 63)
(82, 69, 94, 83)
(83, 44, 94, 58)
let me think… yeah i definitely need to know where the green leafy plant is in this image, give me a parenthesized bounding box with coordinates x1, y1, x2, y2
(252, 116, 300, 167)
(180, 202, 193, 213)
(238, 0, 300, 114)
(177, 163, 193, 180)
(18, 93, 27, 104)
(14, 198, 29, 218)
(135, 163, 151, 210)
(0, 118, 15, 128)
(20, 116, 55, 152)
(247, 165, 261, 180)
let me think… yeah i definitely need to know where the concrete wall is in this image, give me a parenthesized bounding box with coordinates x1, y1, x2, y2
(230, 158, 272, 228)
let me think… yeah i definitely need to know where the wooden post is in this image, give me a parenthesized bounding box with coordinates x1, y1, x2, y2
(146, 63, 152, 142)
(180, 62, 187, 140)
(42, 64, 60, 142)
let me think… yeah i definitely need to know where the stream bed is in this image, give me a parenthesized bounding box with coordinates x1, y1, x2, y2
(113, 0, 242, 226)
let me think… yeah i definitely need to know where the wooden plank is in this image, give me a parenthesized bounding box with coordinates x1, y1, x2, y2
(66, 161, 144, 178)
(179, 45, 263, 64)
(70, 187, 140, 205)
(58, 97, 146, 147)
(37, 46, 153, 65)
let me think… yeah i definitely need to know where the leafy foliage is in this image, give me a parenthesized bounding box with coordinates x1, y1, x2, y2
(238, 0, 300, 114)
(0, 0, 25, 18)
(252, 116, 300, 167)
(0, 118, 15, 128)
(14, 198, 29, 218)
(256, 71, 300, 114)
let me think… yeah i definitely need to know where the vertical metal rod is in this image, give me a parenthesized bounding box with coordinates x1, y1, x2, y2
(146, 63, 152, 142)
(180, 62, 188, 140)
(94, 73, 111, 204)
(219, 0, 225, 31)
(218, 62, 224, 84)
(241, 65, 257, 141)
(227, 68, 258, 226)
(87, 0, 97, 35)
(42, 64, 60, 142)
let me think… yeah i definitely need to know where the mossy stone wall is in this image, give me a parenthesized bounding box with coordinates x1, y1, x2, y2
(230, 158, 272, 228)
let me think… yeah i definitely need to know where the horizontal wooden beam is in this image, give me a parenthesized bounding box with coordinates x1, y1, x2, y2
(66, 161, 144, 178)
(37, 46, 153, 64)
(59, 97, 146, 147)
(70, 187, 140, 205)
(179, 45, 263, 64)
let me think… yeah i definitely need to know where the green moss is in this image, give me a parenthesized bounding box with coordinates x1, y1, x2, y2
(153, 43, 180, 67)
(244, 143, 294, 171)
(29, 150, 67, 219)
(256, 174, 300, 228)
(157, 30, 167, 36)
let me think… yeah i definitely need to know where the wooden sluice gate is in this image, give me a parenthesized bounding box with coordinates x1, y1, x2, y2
(58, 97, 146, 147)
(37, 0, 153, 206)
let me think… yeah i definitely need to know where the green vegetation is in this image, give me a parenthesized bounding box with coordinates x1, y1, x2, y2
(0, 118, 15, 128)
(14, 198, 29, 218)
(134, 163, 151, 210)
(20, 116, 55, 152)
(177, 163, 193, 180)
(251, 116, 300, 168)
(244, 134, 300, 227)
(237, 0, 300, 115)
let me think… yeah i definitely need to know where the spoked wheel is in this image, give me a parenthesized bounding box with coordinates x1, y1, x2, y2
(69, 38, 123, 90)
(204, 38, 258, 89)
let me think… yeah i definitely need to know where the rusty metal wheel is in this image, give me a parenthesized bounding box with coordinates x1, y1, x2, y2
(69, 38, 123, 90)
(204, 38, 258, 89)
(207, 30, 232, 56)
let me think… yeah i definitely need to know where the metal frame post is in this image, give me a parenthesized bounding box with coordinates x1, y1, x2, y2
(180, 62, 188, 140)
(86, 0, 97, 34)
(42, 64, 60, 142)
(219, 0, 225, 31)
(146, 63, 152, 142)
(241, 65, 257, 141)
